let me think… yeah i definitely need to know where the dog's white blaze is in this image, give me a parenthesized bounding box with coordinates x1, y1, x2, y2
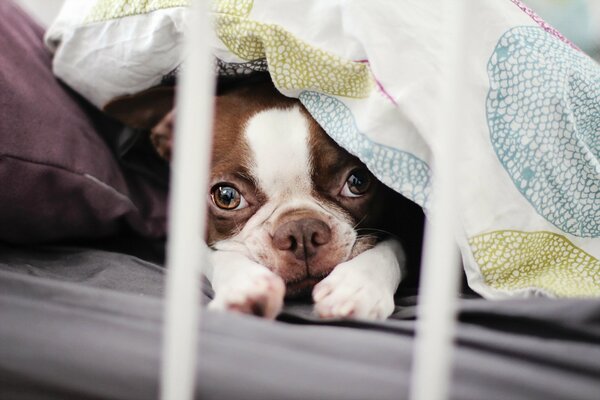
(244, 107, 313, 198)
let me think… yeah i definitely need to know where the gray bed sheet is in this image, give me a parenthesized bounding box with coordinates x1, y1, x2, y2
(1, 243, 599, 400)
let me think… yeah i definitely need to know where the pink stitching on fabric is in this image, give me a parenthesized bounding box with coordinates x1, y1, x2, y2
(354, 0, 582, 105)
(356, 60, 398, 106)
(509, 0, 580, 50)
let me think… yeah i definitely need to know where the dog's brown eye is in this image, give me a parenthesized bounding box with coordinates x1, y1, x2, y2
(211, 185, 247, 210)
(341, 169, 372, 197)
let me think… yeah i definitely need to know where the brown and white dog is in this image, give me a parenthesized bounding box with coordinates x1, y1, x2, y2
(106, 75, 423, 320)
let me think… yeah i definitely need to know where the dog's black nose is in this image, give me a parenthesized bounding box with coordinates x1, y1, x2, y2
(273, 218, 332, 261)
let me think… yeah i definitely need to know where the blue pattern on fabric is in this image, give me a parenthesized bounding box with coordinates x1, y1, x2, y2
(487, 26, 600, 237)
(299, 91, 431, 206)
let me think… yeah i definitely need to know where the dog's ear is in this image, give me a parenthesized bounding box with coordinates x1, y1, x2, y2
(103, 85, 175, 130)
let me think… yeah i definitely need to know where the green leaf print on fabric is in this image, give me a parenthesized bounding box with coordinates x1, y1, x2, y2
(469, 230, 600, 296)
(85, 0, 191, 23)
(214, 15, 374, 98)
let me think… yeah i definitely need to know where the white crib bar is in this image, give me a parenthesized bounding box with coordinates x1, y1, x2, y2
(160, 1, 215, 399)
(408, 1, 467, 400)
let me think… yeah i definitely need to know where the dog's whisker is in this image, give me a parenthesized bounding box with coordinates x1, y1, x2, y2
(355, 227, 401, 241)
(355, 227, 393, 235)
(352, 214, 369, 229)
(356, 234, 378, 241)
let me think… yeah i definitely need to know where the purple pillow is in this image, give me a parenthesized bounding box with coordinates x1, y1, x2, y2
(0, 1, 167, 243)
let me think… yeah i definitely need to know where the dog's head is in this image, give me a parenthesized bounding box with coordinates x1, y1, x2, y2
(207, 79, 400, 296)
(105, 76, 423, 296)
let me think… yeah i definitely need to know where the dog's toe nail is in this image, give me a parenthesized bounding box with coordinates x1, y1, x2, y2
(339, 302, 355, 317)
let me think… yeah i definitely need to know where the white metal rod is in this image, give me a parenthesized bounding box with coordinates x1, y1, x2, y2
(409, 1, 467, 400)
(160, 1, 215, 399)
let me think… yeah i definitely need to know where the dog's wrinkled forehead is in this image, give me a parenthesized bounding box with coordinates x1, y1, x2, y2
(244, 106, 313, 198)
(211, 79, 350, 200)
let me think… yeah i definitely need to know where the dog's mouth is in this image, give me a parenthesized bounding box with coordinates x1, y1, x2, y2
(285, 276, 325, 298)
(283, 238, 375, 298)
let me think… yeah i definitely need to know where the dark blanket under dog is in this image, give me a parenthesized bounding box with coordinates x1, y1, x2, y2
(1, 243, 599, 400)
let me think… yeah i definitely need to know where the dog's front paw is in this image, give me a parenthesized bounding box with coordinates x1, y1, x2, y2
(312, 269, 395, 320)
(208, 270, 285, 319)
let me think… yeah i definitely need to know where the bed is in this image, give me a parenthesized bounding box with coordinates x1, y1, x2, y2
(1, 1, 599, 399)
(2, 243, 600, 400)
